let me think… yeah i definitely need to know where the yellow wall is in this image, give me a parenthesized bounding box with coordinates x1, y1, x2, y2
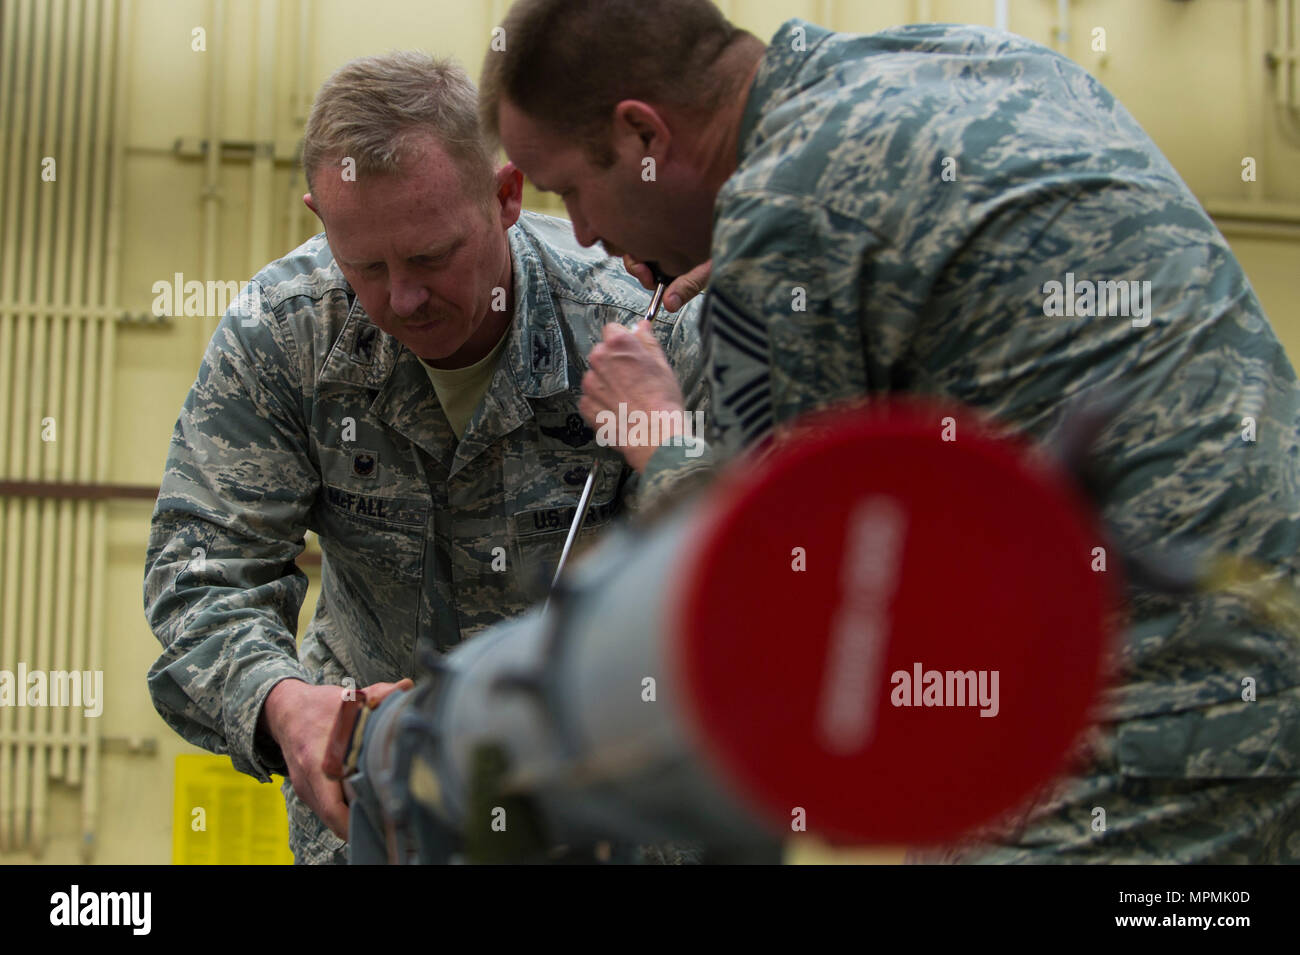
(3, 0, 1297, 865)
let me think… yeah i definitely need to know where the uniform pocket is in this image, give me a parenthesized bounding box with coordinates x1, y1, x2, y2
(316, 482, 428, 582)
(510, 490, 623, 604)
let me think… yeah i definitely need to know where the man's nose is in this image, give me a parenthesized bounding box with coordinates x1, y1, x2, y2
(389, 271, 429, 317)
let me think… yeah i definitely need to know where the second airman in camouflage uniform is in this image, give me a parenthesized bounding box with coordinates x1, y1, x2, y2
(487, 1, 1300, 862)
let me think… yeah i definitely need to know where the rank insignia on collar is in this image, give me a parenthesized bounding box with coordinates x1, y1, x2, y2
(352, 323, 378, 365)
(531, 332, 552, 371)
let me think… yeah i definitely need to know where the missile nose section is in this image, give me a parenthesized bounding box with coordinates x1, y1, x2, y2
(672, 400, 1119, 847)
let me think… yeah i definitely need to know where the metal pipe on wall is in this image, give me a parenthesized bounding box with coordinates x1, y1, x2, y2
(10, 0, 54, 854)
(28, 0, 78, 858)
(1279, 0, 1293, 109)
(0, 0, 18, 464)
(0, 0, 28, 853)
(54, 0, 102, 786)
(68, 248, 96, 799)
(1284, 0, 1294, 111)
(287, 0, 309, 249)
(82, 0, 129, 860)
(69, 0, 106, 798)
(296, 0, 310, 126)
(1246, 0, 1270, 196)
(66, 499, 90, 792)
(203, 0, 225, 343)
(67, 0, 104, 798)
(248, 0, 277, 276)
(45, 0, 83, 796)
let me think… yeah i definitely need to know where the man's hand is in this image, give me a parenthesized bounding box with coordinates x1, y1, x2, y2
(262, 677, 412, 840)
(580, 320, 687, 473)
(623, 256, 712, 312)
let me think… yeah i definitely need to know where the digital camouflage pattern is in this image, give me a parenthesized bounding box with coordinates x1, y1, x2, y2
(143, 211, 707, 864)
(642, 19, 1300, 862)
(907, 719, 1300, 863)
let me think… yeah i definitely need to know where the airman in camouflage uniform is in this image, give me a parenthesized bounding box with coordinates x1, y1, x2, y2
(489, 5, 1300, 861)
(143, 209, 706, 864)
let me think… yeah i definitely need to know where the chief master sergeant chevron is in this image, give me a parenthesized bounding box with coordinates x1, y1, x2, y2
(142, 52, 706, 864)
(486, 0, 1300, 862)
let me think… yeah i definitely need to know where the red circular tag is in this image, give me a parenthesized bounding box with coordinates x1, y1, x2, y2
(672, 401, 1118, 846)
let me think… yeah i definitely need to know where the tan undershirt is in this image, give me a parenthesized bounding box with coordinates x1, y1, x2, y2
(419, 330, 510, 440)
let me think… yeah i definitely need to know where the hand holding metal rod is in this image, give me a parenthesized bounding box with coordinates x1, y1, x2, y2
(545, 271, 670, 608)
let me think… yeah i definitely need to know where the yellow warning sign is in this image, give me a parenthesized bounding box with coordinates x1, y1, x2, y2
(172, 754, 295, 865)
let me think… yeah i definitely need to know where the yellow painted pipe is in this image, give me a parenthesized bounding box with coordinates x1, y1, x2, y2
(203, 0, 225, 343)
(248, 0, 277, 276)
(0, 0, 23, 853)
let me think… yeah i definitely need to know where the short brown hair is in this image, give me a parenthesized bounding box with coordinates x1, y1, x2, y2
(303, 51, 496, 195)
(480, 0, 754, 164)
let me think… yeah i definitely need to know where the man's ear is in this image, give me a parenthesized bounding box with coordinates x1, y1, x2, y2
(612, 100, 671, 159)
(304, 193, 321, 219)
(494, 162, 524, 229)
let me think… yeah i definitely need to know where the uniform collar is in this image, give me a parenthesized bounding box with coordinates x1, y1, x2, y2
(318, 218, 572, 477)
(498, 218, 570, 400)
(737, 19, 835, 165)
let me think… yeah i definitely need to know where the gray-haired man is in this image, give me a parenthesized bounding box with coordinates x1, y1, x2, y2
(143, 51, 706, 864)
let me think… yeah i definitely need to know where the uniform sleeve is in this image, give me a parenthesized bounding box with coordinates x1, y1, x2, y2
(143, 283, 318, 782)
(705, 189, 880, 456)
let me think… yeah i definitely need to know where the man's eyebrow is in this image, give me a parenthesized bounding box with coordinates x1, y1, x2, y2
(415, 236, 465, 257)
(338, 238, 464, 268)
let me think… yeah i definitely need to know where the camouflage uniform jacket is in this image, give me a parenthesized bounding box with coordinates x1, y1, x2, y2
(645, 19, 1300, 792)
(144, 211, 706, 794)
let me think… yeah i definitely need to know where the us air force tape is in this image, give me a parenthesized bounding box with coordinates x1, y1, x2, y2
(671, 400, 1120, 845)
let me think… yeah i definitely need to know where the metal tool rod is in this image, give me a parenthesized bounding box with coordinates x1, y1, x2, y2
(643, 283, 665, 322)
(546, 464, 599, 608)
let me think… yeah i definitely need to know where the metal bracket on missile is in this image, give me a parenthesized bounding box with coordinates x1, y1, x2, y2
(488, 573, 592, 763)
(384, 662, 458, 863)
